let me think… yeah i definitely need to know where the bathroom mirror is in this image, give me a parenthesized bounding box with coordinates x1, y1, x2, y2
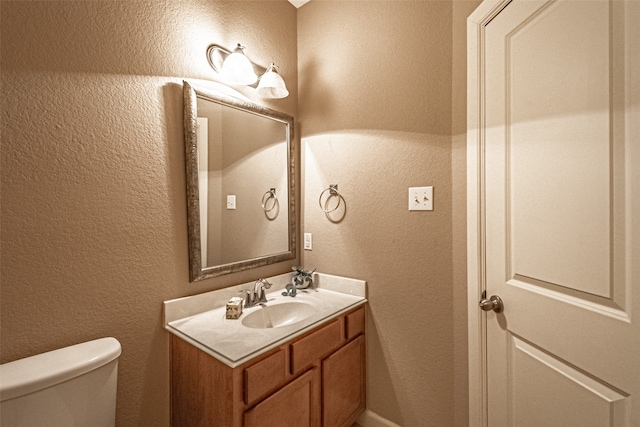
(183, 81, 296, 281)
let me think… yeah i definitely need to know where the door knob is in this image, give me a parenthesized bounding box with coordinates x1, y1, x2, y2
(479, 295, 503, 313)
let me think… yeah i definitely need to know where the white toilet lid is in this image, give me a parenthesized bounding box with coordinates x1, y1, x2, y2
(0, 337, 121, 401)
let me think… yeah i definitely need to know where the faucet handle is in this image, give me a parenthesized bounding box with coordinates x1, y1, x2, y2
(256, 278, 272, 289)
(239, 289, 253, 308)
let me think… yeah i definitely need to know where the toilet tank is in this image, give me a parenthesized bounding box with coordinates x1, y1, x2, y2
(0, 337, 121, 427)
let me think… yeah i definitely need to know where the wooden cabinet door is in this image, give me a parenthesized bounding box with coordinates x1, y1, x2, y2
(244, 368, 320, 427)
(322, 336, 365, 427)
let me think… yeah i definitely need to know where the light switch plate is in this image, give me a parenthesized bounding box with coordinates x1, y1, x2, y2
(304, 233, 312, 250)
(408, 186, 433, 211)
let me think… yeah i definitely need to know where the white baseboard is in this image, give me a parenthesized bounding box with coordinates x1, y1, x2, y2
(356, 409, 402, 427)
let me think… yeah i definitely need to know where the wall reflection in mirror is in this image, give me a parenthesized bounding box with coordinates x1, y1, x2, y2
(183, 81, 296, 281)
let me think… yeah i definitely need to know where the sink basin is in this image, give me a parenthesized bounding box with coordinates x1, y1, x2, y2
(241, 300, 318, 329)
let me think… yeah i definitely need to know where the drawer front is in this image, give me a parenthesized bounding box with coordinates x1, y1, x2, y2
(290, 319, 342, 375)
(345, 307, 365, 340)
(244, 348, 286, 406)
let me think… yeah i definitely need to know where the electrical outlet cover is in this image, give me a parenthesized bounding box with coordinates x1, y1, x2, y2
(227, 195, 236, 210)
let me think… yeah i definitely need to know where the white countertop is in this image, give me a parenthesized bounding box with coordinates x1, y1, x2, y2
(164, 272, 366, 367)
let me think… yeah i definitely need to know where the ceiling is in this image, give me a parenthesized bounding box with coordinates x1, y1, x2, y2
(288, 0, 310, 8)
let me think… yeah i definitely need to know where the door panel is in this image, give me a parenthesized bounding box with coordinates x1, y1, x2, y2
(507, 0, 611, 298)
(509, 335, 628, 427)
(478, 0, 639, 425)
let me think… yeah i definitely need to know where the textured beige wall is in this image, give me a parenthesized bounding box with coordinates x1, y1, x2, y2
(298, 1, 455, 425)
(2, 0, 480, 425)
(0, 2, 297, 426)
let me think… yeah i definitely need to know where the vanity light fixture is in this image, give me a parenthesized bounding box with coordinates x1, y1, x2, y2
(206, 43, 289, 99)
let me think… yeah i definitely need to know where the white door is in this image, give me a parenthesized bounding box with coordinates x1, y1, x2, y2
(468, 0, 640, 425)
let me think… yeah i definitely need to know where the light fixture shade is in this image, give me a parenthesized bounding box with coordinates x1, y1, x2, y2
(256, 64, 289, 99)
(219, 44, 258, 86)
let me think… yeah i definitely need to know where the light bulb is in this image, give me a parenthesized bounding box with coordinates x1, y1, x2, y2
(219, 44, 258, 86)
(256, 64, 289, 99)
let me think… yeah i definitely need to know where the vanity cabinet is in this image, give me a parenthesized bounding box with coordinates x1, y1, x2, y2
(170, 306, 365, 427)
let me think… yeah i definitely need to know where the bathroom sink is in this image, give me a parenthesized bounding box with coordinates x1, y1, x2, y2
(242, 300, 318, 329)
(165, 274, 367, 366)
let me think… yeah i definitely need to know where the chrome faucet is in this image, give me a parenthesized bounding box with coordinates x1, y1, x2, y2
(241, 278, 273, 308)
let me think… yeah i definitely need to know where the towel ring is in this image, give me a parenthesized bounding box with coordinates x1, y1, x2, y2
(319, 184, 341, 213)
(261, 188, 277, 212)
